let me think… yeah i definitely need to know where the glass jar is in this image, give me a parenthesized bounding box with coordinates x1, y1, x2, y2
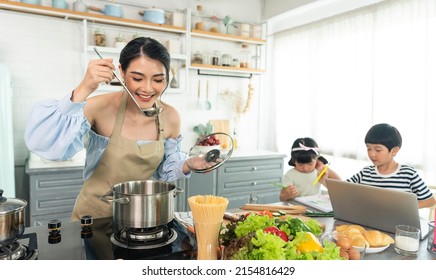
(232, 58, 240, 68)
(192, 51, 203, 64)
(239, 44, 250, 68)
(114, 33, 126, 49)
(94, 28, 106, 47)
(212, 50, 220, 66)
(221, 54, 232, 67)
(203, 51, 212, 65)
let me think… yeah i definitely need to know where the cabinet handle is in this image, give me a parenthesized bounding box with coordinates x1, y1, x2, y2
(252, 166, 257, 171)
(252, 181, 257, 186)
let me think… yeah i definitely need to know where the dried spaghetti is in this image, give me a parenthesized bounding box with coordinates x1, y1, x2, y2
(188, 195, 229, 260)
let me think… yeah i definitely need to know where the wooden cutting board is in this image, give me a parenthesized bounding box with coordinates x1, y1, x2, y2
(240, 203, 307, 215)
(209, 119, 231, 147)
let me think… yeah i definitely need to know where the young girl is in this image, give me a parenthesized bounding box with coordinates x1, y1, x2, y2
(280, 137, 341, 201)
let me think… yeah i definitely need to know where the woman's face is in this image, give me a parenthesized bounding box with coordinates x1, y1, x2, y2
(294, 159, 316, 173)
(120, 56, 167, 109)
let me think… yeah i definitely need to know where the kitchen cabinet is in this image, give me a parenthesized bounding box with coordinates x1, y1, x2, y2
(177, 151, 285, 211)
(25, 162, 84, 227)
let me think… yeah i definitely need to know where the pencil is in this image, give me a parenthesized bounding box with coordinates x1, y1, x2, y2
(312, 163, 330, 185)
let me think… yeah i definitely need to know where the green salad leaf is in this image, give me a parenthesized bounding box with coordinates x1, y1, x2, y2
(220, 213, 342, 260)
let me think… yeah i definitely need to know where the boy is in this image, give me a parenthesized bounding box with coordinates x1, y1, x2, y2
(348, 123, 435, 208)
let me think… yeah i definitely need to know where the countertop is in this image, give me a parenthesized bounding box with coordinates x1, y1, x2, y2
(22, 211, 436, 260)
(26, 149, 286, 170)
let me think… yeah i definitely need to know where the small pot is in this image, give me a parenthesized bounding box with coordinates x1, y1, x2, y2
(139, 8, 165, 24)
(100, 180, 183, 229)
(72, 0, 87, 12)
(88, 4, 123, 18)
(0, 189, 27, 245)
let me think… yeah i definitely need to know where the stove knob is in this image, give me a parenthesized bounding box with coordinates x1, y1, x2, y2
(80, 215, 93, 226)
(48, 234, 62, 244)
(48, 219, 61, 230)
(80, 215, 94, 239)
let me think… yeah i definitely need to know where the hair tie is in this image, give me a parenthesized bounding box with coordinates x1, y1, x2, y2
(291, 143, 319, 155)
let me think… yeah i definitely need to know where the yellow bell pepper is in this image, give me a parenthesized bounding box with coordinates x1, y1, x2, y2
(296, 232, 323, 253)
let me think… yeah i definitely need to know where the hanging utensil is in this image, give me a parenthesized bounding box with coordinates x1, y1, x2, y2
(196, 79, 202, 110)
(204, 79, 211, 110)
(93, 47, 162, 117)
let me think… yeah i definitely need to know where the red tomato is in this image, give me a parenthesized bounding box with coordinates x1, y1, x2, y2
(264, 226, 279, 234)
(276, 230, 289, 242)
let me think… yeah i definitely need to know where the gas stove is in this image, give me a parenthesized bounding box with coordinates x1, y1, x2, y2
(0, 233, 38, 260)
(16, 217, 196, 260)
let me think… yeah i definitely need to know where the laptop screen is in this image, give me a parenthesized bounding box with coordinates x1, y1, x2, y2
(325, 178, 428, 239)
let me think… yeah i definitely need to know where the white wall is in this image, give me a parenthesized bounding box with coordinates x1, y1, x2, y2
(0, 0, 264, 169)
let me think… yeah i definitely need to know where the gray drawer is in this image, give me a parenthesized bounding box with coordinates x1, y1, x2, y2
(29, 172, 83, 215)
(218, 158, 284, 194)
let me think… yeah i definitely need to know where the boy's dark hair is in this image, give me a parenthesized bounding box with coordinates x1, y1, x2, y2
(288, 137, 320, 166)
(364, 123, 402, 151)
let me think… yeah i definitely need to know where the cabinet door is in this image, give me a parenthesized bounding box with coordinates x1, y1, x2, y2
(217, 158, 284, 195)
(224, 190, 280, 210)
(29, 171, 83, 217)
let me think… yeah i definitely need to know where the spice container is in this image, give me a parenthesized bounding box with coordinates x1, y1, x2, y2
(114, 33, 126, 49)
(94, 28, 106, 47)
(203, 51, 211, 65)
(232, 58, 240, 68)
(192, 51, 203, 64)
(239, 44, 250, 68)
(212, 50, 220, 66)
(221, 54, 232, 67)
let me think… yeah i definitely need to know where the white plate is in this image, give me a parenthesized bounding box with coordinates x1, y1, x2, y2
(332, 230, 390, 254)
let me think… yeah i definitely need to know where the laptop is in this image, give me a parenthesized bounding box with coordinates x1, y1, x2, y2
(325, 178, 429, 240)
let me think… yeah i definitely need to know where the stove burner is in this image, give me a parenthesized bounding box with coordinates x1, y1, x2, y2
(0, 233, 39, 260)
(111, 227, 178, 250)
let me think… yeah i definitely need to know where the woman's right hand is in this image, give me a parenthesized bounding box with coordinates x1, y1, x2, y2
(71, 58, 115, 102)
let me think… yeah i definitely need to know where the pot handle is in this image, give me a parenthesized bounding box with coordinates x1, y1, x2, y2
(100, 192, 130, 205)
(88, 5, 103, 13)
(174, 187, 184, 197)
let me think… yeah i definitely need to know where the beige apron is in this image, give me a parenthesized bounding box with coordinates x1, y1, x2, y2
(71, 93, 164, 221)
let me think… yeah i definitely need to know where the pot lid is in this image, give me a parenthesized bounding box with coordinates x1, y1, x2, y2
(186, 132, 234, 173)
(0, 189, 27, 214)
(144, 8, 165, 12)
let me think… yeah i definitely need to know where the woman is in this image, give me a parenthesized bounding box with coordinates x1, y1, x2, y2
(25, 37, 205, 221)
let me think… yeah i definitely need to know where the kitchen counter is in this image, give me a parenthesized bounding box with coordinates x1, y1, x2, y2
(26, 149, 285, 170)
(21, 213, 435, 260)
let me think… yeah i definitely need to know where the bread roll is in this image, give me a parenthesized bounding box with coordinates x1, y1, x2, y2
(364, 230, 383, 247)
(335, 224, 393, 248)
(364, 230, 395, 247)
(381, 232, 395, 245)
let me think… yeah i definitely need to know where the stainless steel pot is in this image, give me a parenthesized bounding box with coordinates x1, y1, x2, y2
(101, 180, 183, 229)
(0, 189, 27, 245)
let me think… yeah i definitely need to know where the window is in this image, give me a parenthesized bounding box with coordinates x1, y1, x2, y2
(271, 0, 436, 184)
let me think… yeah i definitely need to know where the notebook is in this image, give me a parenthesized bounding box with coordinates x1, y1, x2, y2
(294, 194, 333, 213)
(325, 178, 429, 240)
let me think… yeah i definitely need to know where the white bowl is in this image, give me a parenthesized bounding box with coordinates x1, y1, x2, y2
(194, 145, 221, 154)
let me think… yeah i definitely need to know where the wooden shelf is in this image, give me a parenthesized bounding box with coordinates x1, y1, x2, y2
(191, 63, 265, 74)
(191, 29, 266, 45)
(0, 1, 186, 33)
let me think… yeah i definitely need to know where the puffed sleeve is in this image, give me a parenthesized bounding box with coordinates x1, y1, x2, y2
(24, 93, 91, 161)
(154, 136, 191, 182)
